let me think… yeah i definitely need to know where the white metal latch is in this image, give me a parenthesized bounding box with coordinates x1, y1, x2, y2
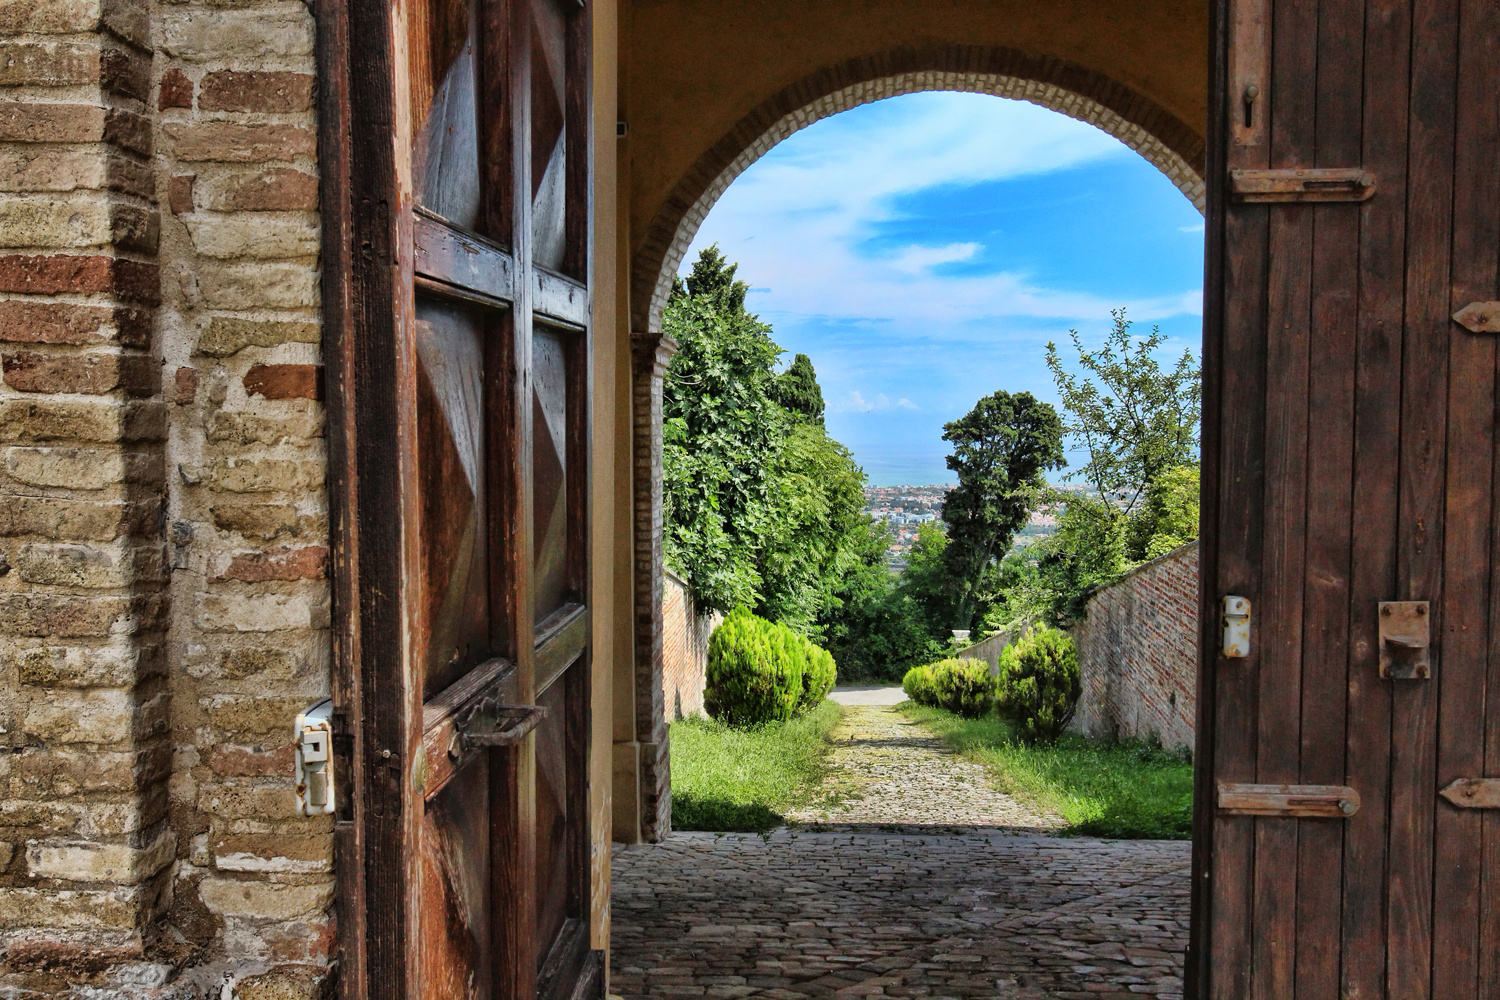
(295, 699, 335, 816)
(1222, 596, 1251, 658)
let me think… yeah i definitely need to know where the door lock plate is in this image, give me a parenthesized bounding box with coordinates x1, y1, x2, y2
(1379, 601, 1431, 680)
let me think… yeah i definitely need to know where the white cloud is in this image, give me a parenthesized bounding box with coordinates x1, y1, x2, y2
(1179, 222, 1206, 233)
(835, 391, 921, 414)
(888, 242, 981, 274)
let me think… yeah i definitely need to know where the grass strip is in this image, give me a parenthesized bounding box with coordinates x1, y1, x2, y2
(899, 702, 1193, 839)
(670, 700, 844, 833)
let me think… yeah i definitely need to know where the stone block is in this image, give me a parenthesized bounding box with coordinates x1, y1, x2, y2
(12, 643, 143, 687)
(166, 122, 315, 163)
(215, 546, 328, 583)
(0, 497, 149, 540)
(5, 445, 161, 489)
(174, 365, 198, 403)
(21, 686, 135, 744)
(13, 747, 139, 795)
(102, 108, 151, 158)
(169, 173, 194, 214)
(196, 261, 319, 310)
(0, 593, 138, 638)
(0, 398, 164, 444)
(198, 780, 302, 823)
(0, 302, 148, 347)
(2, 350, 160, 396)
(184, 212, 319, 260)
(244, 363, 321, 400)
(161, 6, 315, 61)
(0, 886, 141, 931)
(200, 71, 314, 112)
(0, 193, 113, 249)
(197, 456, 323, 494)
(159, 67, 193, 110)
(0, 39, 99, 87)
(197, 316, 319, 356)
(198, 877, 331, 922)
(100, 43, 150, 101)
(197, 167, 318, 213)
(26, 828, 174, 884)
(207, 742, 296, 777)
(211, 501, 302, 540)
(197, 590, 323, 633)
(0, 254, 159, 305)
(206, 409, 323, 445)
(0, 103, 106, 144)
(16, 541, 133, 588)
(0, 145, 108, 194)
(203, 694, 312, 741)
(0, 0, 103, 34)
(217, 646, 308, 682)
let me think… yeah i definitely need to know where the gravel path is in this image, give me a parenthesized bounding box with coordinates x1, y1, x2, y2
(784, 705, 1061, 833)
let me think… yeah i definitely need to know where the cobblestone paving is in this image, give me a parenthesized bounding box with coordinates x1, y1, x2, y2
(612, 707, 1190, 999)
(611, 831, 1190, 1000)
(784, 707, 1060, 832)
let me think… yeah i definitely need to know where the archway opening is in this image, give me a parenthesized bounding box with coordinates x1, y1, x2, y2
(618, 83, 1205, 998)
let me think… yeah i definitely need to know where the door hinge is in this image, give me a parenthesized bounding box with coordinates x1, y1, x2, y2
(1453, 301, 1500, 333)
(1230, 168, 1376, 203)
(1439, 778, 1500, 810)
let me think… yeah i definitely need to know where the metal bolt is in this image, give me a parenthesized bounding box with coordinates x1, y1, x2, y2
(1382, 606, 1392, 616)
(380, 749, 392, 759)
(1416, 605, 1427, 615)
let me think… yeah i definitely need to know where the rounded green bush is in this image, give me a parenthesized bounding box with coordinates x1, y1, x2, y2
(901, 658, 994, 718)
(994, 625, 1081, 744)
(705, 609, 837, 726)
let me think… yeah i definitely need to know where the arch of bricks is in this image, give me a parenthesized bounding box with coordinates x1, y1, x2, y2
(631, 44, 1207, 334)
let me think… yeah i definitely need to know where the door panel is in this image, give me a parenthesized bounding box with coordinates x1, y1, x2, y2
(1196, 0, 1500, 994)
(337, 0, 596, 995)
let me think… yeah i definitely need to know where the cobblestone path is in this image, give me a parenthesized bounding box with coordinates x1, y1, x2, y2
(611, 831, 1190, 1000)
(784, 706, 1060, 832)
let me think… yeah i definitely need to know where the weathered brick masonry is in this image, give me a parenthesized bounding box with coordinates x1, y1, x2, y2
(1070, 541, 1198, 750)
(0, 0, 330, 993)
(660, 568, 716, 723)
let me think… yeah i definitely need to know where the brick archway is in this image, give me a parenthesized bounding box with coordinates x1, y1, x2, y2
(630, 44, 1208, 335)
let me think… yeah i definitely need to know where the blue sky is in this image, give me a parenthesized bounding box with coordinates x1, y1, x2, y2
(681, 92, 1206, 487)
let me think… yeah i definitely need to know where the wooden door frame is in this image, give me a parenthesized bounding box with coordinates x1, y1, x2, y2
(315, 0, 599, 997)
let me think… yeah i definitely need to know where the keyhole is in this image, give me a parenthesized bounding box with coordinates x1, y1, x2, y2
(1243, 84, 1259, 130)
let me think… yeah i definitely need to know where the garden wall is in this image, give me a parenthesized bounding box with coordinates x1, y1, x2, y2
(955, 629, 1011, 676)
(1070, 540, 1198, 750)
(661, 568, 717, 721)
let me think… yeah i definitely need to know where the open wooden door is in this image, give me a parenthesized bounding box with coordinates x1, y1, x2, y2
(323, 0, 598, 998)
(1192, 0, 1500, 994)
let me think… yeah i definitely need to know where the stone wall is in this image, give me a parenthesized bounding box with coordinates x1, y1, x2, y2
(1070, 541, 1198, 750)
(0, 0, 331, 992)
(955, 629, 1011, 677)
(660, 568, 717, 722)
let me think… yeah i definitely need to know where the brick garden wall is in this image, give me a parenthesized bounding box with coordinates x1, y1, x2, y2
(0, 0, 331, 993)
(1070, 541, 1198, 751)
(661, 568, 717, 722)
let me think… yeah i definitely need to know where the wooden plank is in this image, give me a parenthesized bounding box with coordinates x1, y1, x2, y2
(1217, 783, 1360, 818)
(1206, 0, 1274, 993)
(1226, 0, 1268, 147)
(1337, 0, 1411, 991)
(1389, 0, 1460, 989)
(479, 0, 512, 243)
(315, 0, 367, 993)
(1294, 0, 1364, 988)
(414, 213, 517, 305)
(534, 267, 591, 329)
(1432, 0, 1500, 991)
(1251, 0, 1318, 990)
(1229, 167, 1376, 202)
(1188, 0, 1237, 991)
(536, 604, 588, 695)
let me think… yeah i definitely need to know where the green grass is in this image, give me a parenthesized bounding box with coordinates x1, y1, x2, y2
(670, 700, 844, 833)
(900, 702, 1194, 839)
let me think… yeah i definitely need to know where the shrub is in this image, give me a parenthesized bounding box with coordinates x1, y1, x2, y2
(901, 658, 994, 718)
(994, 626, 1081, 743)
(705, 609, 837, 726)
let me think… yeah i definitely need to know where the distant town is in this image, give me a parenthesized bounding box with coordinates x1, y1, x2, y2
(862, 483, 1071, 570)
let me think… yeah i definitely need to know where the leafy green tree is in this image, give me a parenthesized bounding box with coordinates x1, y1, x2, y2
(939, 391, 1065, 630)
(819, 518, 944, 681)
(1132, 463, 1201, 559)
(1045, 308, 1200, 524)
(773, 353, 825, 425)
(662, 247, 788, 612)
(898, 520, 966, 637)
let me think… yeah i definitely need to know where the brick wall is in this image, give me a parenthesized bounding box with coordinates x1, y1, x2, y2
(661, 568, 717, 722)
(1070, 541, 1198, 751)
(0, 0, 330, 992)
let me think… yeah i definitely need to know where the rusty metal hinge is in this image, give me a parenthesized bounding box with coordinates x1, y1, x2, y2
(1453, 302, 1500, 333)
(1230, 168, 1376, 203)
(1439, 778, 1500, 810)
(1379, 601, 1431, 680)
(1218, 781, 1360, 818)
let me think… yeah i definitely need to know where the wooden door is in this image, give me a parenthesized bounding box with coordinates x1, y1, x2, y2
(1192, 0, 1500, 994)
(323, 0, 598, 998)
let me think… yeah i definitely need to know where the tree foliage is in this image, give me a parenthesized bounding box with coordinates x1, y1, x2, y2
(773, 353, 825, 424)
(939, 391, 1064, 629)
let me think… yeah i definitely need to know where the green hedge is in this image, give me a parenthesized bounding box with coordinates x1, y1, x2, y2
(705, 608, 838, 727)
(994, 625, 1080, 744)
(900, 657, 994, 718)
